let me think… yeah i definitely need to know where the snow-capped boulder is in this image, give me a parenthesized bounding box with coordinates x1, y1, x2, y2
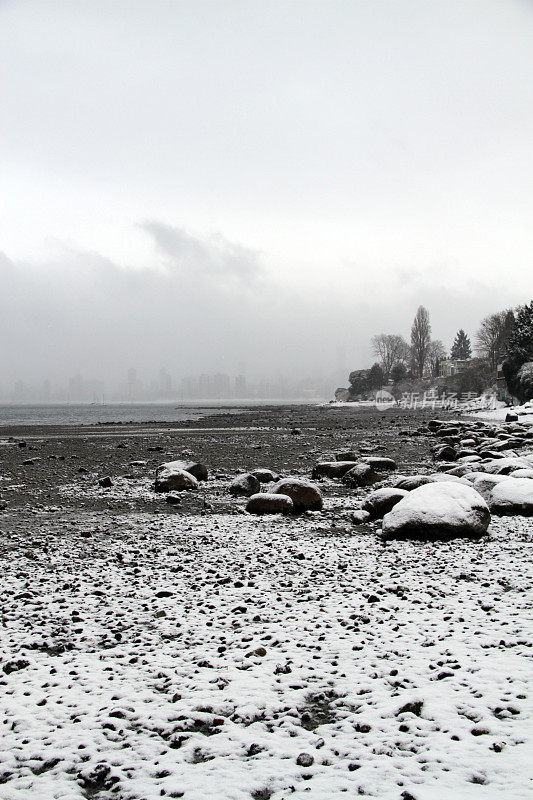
(229, 473, 261, 497)
(272, 478, 323, 511)
(246, 493, 293, 515)
(154, 464, 198, 492)
(381, 482, 490, 540)
(469, 473, 509, 502)
(509, 468, 533, 479)
(481, 457, 533, 475)
(362, 488, 408, 519)
(489, 478, 533, 515)
(155, 459, 207, 490)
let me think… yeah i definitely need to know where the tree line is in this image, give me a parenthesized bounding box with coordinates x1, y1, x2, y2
(344, 300, 533, 401)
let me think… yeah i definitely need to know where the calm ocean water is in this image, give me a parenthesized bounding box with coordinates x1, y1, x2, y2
(0, 400, 319, 427)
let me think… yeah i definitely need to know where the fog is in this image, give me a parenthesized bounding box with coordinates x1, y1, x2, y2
(1, 1, 532, 396)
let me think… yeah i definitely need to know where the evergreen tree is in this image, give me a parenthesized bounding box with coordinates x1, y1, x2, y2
(502, 301, 533, 401)
(450, 329, 472, 360)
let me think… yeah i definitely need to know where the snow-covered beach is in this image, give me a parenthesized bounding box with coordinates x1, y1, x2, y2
(1, 405, 532, 800)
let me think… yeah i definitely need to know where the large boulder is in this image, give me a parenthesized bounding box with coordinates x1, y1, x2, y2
(381, 482, 490, 540)
(272, 478, 323, 511)
(154, 464, 198, 492)
(229, 473, 261, 497)
(246, 493, 294, 515)
(362, 488, 408, 519)
(312, 461, 358, 480)
(489, 478, 533, 515)
(342, 463, 379, 488)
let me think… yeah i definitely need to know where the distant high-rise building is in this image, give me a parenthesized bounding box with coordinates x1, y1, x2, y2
(198, 374, 212, 398)
(68, 374, 85, 402)
(159, 368, 172, 398)
(234, 374, 246, 397)
(213, 373, 230, 398)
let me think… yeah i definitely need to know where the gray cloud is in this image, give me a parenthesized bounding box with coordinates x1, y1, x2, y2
(1, 222, 529, 396)
(140, 221, 263, 284)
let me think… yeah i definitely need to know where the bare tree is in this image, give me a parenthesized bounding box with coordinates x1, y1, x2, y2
(410, 305, 431, 378)
(475, 310, 515, 373)
(427, 339, 446, 377)
(371, 334, 410, 379)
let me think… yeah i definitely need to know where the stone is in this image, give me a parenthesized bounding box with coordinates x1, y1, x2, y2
(164, 460, 208, 481)
(509, 468, 533, 479)
(246, 493, 294, 515)
(481, 457, 533, 475)
(296, 753, 314, 767)
(229, 473, 261, 497)
(272, 478, 323, 511)
(361, 456, 397, 471)
(434, 445, 456, 461)
(342, 463, 379, 487)
(469, 473, 509, 501)
(251, 468, 280, 483)
(312, 461, 358, 479)
(381, 482, 490, 540)
(362, 488, 408, 519)
(335, 450, 358, 461)
(395, 475, 436, 491)
(489, 478, 533, 515)
(154, 463, 199, 492)
(351, 510, 371, 524)
(98, 476, 113, 488)
(165, 493, 182, 505)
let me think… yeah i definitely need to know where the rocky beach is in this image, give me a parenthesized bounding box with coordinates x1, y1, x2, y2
(0, 404, 532, 800)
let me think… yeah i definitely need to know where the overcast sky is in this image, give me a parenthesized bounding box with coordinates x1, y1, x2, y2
(1, 0, 532, 387)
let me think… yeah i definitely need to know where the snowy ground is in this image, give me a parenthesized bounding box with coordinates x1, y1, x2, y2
(1, 506, 532, 800)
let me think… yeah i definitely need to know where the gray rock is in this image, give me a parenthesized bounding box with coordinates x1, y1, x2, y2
(361, 456, 397, 471)
(251, 468, 280, 483)
(312, 461, 358, 479)
(342, 462, 379, 487)
(229, 473, 261, 497)
(246, 493, 294, 515)
(362, 487, 408, 519)
(351, 509, 371, 524)
(154, 464, 199, 492)
(394, 475, 437, 491)
(272, 478, 323, 511)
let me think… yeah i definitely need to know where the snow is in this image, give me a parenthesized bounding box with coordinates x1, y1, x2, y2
(1, 509, 532, 799)
(489, 478, 533, 514)
(381, 483, 490, 539)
